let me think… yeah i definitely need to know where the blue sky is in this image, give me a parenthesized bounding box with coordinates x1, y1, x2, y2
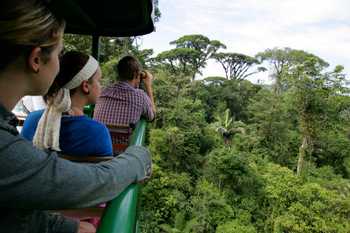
(140, 0, 350, 83)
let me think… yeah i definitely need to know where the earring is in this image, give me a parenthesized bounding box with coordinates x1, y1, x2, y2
(34, 68, 40, 73)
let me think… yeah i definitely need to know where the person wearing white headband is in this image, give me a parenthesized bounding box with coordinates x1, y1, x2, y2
(21, 51, 113, 157)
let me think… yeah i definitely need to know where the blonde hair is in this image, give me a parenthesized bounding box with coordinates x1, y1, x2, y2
(0, 0, 65, 70)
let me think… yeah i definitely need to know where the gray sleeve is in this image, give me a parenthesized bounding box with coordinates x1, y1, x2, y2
(0, 134, 151, 209)
(47, 213, 79, 233)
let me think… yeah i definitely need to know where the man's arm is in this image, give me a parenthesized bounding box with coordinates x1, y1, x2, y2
(0, 133, 151, 209)
(142, 71, 156, 116)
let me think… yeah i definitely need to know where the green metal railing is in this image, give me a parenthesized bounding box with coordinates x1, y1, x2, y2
(97, 119, 147, 233)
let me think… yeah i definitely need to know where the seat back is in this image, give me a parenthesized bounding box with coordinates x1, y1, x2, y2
(107, 124, 133, 155)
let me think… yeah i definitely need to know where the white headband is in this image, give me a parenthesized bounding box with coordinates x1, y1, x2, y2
(63, 55, 98, 90)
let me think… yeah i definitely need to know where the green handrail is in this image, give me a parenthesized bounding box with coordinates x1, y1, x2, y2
(97, 119, 147, 233)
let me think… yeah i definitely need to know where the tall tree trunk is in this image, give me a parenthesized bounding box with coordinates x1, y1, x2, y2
(297, 136, 308, 176)
(297, 104, 314, 176)
(273, 73, 282, 95)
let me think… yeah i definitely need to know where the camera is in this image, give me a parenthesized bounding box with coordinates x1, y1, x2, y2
(140, 71, 146, 79)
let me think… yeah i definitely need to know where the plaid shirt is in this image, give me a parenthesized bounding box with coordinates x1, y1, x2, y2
(94, 82, 154, 144)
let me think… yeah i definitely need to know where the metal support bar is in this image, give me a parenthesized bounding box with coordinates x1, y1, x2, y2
(92, 35, 100, 61)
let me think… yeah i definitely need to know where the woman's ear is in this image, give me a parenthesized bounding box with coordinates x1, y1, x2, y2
(81, 80, 90, 95)
(28, 47, 42, 73)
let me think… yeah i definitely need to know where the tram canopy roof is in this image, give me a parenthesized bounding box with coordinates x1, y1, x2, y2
(51, 0, 155, 37)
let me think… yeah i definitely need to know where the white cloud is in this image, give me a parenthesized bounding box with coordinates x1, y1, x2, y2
(141, 0, 350, 80)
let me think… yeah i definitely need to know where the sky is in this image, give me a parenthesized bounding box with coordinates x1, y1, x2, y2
(139, 0, 350, 83)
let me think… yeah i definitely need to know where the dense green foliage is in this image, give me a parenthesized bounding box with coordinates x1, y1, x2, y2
(140, 41, 350, 233)
(65, 34, 350, 232)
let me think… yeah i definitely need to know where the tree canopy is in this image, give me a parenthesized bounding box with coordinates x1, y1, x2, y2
(211, 52, 266, 80)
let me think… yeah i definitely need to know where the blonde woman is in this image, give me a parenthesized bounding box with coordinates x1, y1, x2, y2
(0, 1, 152, 233)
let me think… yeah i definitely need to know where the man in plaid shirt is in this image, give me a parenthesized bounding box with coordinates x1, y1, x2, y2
(93, 56, 156, 146)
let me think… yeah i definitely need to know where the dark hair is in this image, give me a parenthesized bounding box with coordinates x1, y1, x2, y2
(116, 55, 142, 81)
(0, 0, 65, 71)
(44, 51, 90, 102)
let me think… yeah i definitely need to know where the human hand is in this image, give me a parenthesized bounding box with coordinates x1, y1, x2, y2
(137, 163, 152, 184)
(141, 70, 153, 87)
(124, 146, 152, 184)
(78, 221, 96, 233)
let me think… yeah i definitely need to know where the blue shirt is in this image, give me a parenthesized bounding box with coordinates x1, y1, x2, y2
(21, 110, 113, 157)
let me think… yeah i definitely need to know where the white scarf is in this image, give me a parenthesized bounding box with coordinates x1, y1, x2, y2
(32, 55, 98, 151)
